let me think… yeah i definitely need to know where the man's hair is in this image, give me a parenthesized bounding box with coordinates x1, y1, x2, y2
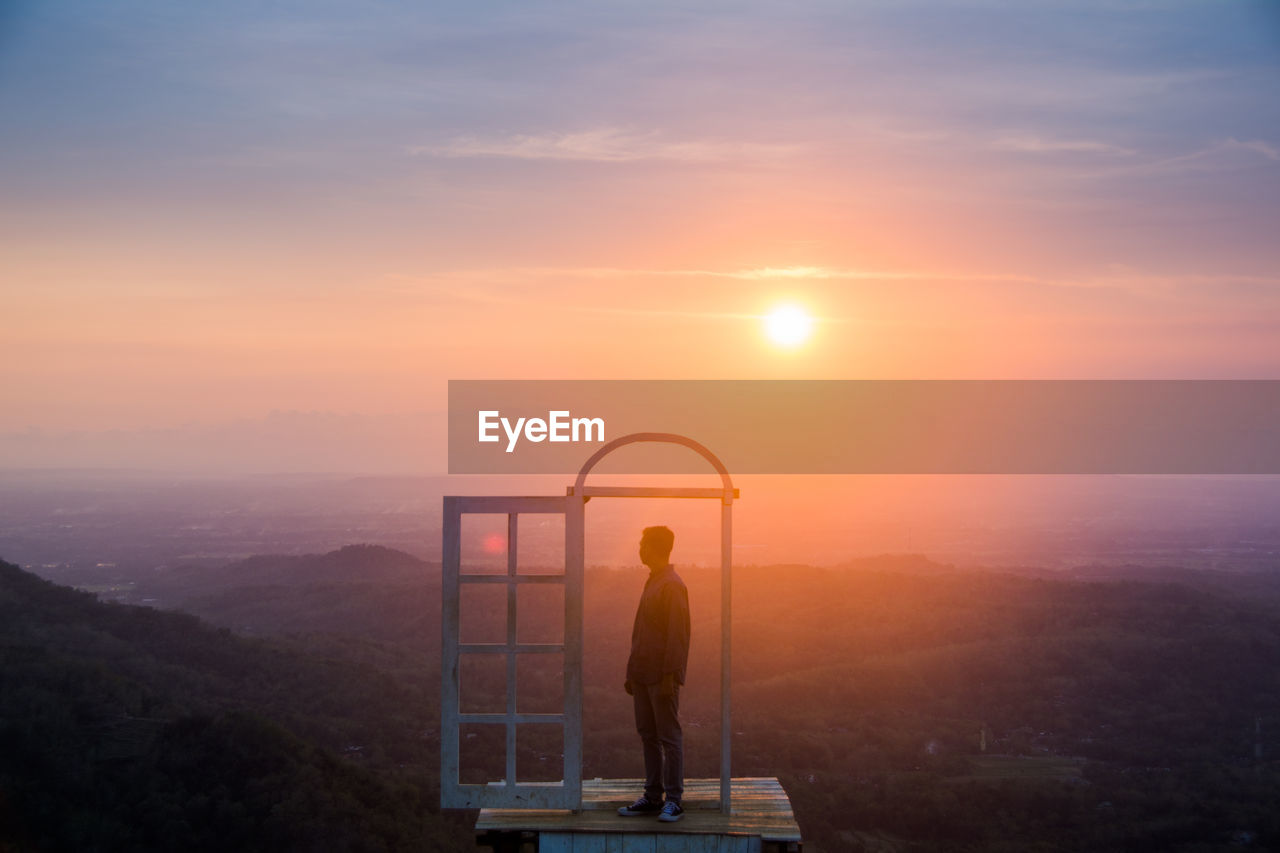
(641, 525, 675, 557)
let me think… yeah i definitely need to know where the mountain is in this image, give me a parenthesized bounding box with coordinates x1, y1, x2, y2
(133, 545, 441, 644)
(132, 543, 432, 605)
(21, 542, 1280, 852)
(0, 557, 470, 852)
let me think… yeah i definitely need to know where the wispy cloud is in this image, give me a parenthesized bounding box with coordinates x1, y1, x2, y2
(385, 265, 1033, 286)
(1231, 139, 1280, 161)
(990, 135, 1135, 156)
(1110, 137, 1280, 176)
(656, 266, 1046, 284)
(409, 127, 801, 163)
(385, 265, 1280, 296)
(1151, 137, 1280, 168)
(562, 305, 766, 321)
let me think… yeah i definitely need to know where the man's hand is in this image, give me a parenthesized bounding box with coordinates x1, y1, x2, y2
(658, 673, 677, 697)
(624, 679, 633, 696)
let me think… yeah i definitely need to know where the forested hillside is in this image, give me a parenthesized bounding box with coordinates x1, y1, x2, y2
(7, 547, 1280, 851)
(0, 558, 470, 852)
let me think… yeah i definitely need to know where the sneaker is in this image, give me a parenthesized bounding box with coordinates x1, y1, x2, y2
(617, 796, 663, 816)
(658, 800, 684, 822)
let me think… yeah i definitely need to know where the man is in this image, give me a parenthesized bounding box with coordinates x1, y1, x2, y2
(617, 525, 690, 823)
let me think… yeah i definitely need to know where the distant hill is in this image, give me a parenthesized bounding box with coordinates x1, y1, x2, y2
(143, 548, 1280, 767)
(214, 543, 432, 585)
(0, 557, 470, 852)
(128, 545, 558, 657)
(47, 544, 1280, 852)
(134, 545, 441, 643)
(133, 543, 432, 605)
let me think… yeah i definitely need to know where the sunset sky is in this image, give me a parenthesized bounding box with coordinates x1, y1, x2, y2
(2, 1, 1278, 473)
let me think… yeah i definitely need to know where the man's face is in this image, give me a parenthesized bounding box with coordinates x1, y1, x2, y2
(638, 534, 661, 568)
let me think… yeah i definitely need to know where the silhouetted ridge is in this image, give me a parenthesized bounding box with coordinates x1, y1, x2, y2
(139, 545, 442, 642)
(130, 544, 436, 610)
(0, 557, 467, 851)
(228, 543, 429, 584)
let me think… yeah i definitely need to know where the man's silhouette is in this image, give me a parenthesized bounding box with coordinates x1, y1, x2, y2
(617, 525, 690, 823)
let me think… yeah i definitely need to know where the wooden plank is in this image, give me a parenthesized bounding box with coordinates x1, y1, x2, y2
(570, 833, 607, 853)
(533, 835, 750, 853)
(663, 836, 713, 853)
(475, 778, 801, 843)
(715, 837, 744, 853)
(540, 834, 572, 853)
(572, 778, 786, 810)
(620, 836, 656, 853)
(657, 837, 687, 853)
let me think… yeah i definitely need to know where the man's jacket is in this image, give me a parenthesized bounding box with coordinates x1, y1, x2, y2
(626, 564, 691, 685)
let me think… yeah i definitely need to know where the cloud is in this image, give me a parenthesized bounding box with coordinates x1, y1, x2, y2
(990, 135, 1136, 156)
(1228, 139, 1280, 161)
(386, 265, 1280, 300)
(681, 266, 1046, 284)
(409, 127, 800, 163)
(1131, 137, 1280, 174)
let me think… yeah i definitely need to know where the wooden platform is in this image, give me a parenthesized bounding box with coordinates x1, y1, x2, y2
(476, 777, 802, 852)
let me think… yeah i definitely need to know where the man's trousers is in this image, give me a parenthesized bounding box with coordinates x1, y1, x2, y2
(632, 679, 683, 803)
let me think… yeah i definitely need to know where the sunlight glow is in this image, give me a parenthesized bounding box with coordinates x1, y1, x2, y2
(764, 304, 814, 348)
(738, 266, 833, 280)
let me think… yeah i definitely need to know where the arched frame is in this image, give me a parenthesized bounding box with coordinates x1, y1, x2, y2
(441, 433, 738, 813)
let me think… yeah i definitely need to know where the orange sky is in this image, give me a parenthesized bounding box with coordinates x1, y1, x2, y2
(1, 2, 1277, 470)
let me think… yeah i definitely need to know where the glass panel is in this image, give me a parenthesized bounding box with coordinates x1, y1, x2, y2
(517, 724, 564, 783)
(517, 652, 564, 714)
(460, 653, 507, 714)
(517, 583, 564, 645)
(460, 583, 507, 644)
(461, 513, 508, 575)
(517, 513, 564, 575)
(459, 723, 506, 785)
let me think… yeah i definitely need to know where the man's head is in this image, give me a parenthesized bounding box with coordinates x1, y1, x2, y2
(639, 525, 675, 570)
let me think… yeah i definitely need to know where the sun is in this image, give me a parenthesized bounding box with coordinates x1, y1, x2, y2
(763, 304, 814, 348)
